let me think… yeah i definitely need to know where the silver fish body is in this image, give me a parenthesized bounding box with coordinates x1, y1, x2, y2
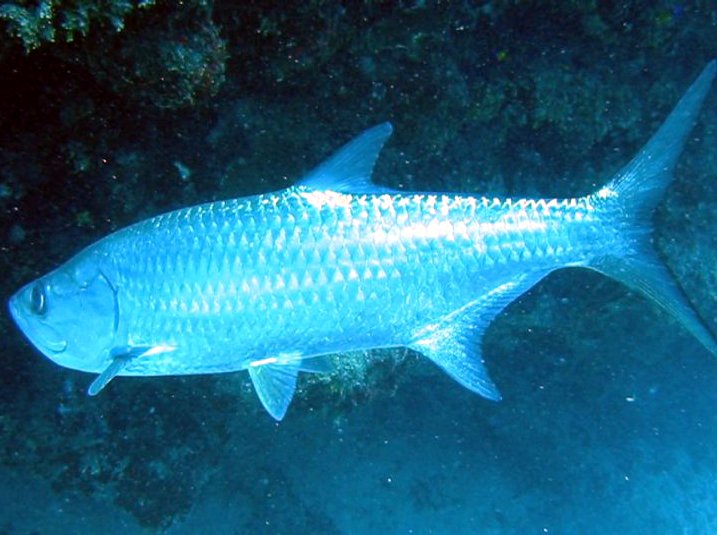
(9, 61, 717, 420)
(93, 190, 605, 373)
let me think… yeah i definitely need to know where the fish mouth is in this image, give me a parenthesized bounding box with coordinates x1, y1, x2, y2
(8, 291, 67, 355)
(7, 293, 27, 334)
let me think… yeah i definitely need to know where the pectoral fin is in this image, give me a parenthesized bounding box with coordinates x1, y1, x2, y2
(87, 344, 176, 395)
(88, 355, 130, 396)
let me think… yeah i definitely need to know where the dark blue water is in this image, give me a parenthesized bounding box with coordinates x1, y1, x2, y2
(2, 2, 717, 533)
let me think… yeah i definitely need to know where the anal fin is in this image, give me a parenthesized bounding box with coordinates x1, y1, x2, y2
(409, 274, 547, 401)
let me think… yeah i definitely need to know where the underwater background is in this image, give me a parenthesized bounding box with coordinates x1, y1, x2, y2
(1, 1, 717, 533)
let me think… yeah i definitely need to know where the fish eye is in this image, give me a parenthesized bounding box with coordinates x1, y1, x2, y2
(30, 284, 46, 316)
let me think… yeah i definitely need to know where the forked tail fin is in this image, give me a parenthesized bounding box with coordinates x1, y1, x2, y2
(589, 60, 717, 355)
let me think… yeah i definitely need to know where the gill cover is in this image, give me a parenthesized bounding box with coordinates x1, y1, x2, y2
(8, 249, 118, 373)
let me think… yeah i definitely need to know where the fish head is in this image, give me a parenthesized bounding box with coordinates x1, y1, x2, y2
(8, 253, 118, 373)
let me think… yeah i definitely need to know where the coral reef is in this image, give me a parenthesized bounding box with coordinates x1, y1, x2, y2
(0, 0, 155, 52)
(85, 3, 227, 109)
(0, 0, 227, 109)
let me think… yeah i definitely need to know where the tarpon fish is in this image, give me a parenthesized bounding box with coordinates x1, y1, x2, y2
(9, 61, 717, 420)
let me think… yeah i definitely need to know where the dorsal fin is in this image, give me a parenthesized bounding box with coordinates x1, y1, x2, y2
(297, 122, 396, 193)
